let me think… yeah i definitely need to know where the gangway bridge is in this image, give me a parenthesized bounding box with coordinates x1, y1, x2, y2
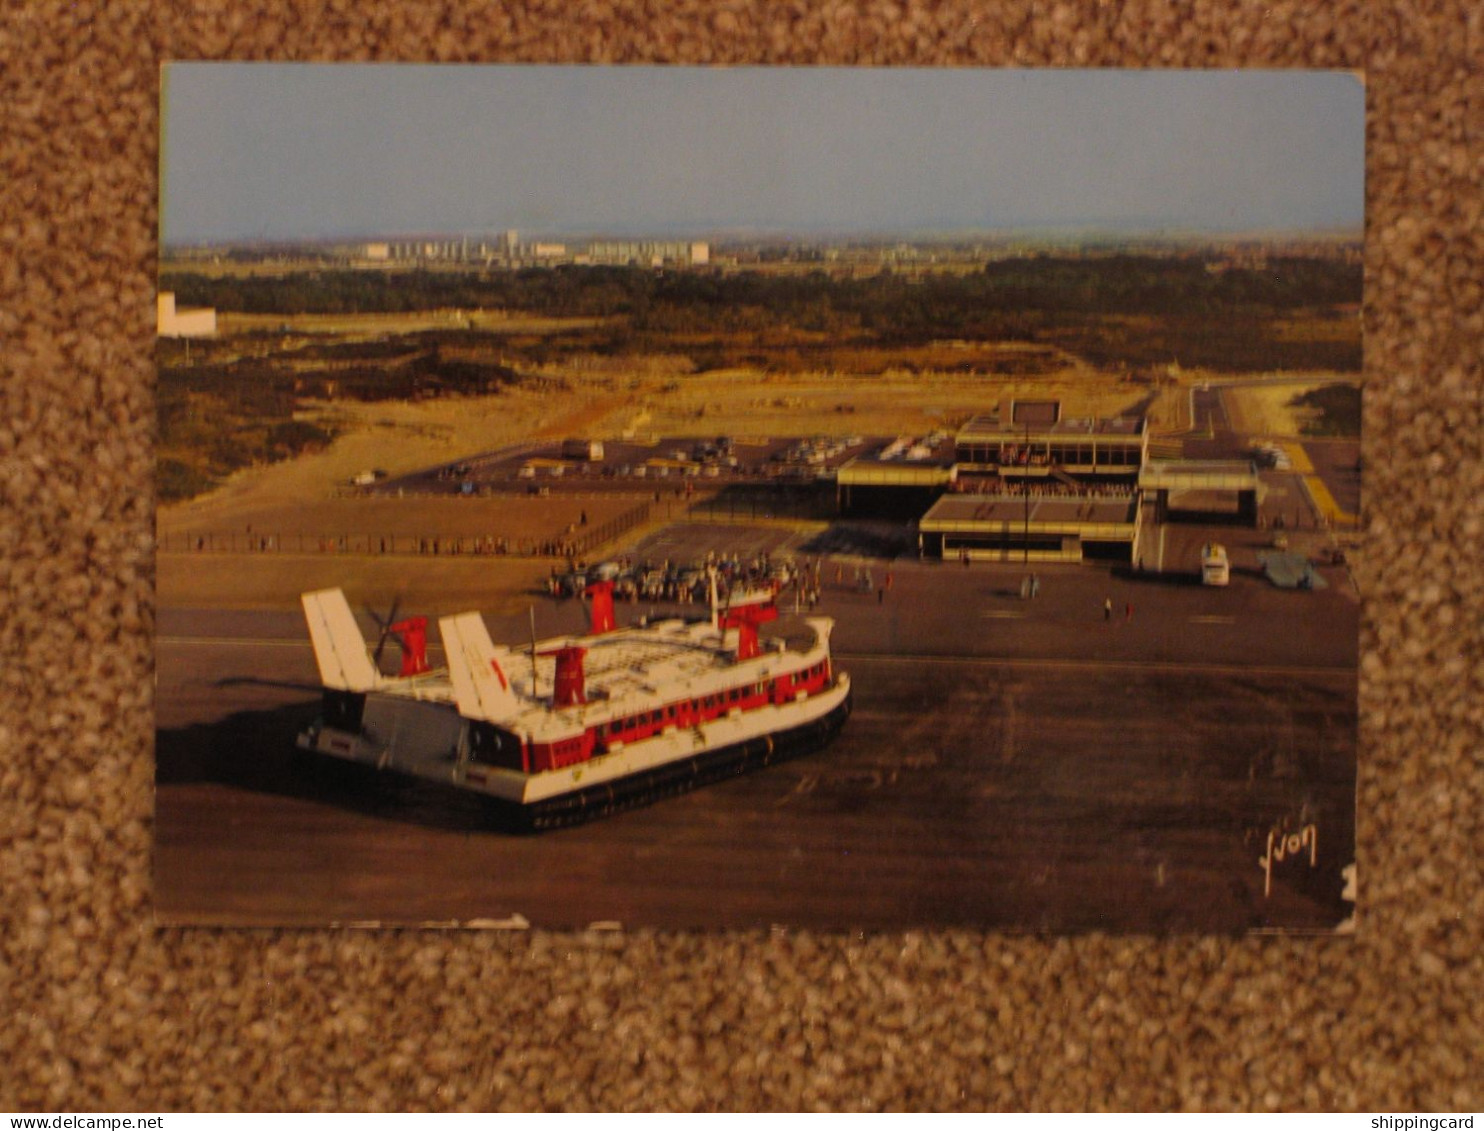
(1138, 460, 1261, 524)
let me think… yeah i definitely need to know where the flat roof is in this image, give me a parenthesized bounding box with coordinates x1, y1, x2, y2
(957, 413, 1145, 439)
(1141, 459, 1256, 474)
(838, 435, 958, 476)
(836, 458, 955, 487)
(921, 492, 1139, 529)
(1010, 399, 1061, 426)
(1139, 459, 1259, 490)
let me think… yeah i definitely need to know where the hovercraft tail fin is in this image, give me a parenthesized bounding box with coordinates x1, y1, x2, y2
(439, 612, 522, 722)
(301, 589, 381, 692)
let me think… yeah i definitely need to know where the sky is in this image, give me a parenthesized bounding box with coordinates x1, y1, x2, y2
(160, 65, 1365, 245)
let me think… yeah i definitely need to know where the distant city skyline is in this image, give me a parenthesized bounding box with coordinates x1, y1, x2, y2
(161, 66, 1365, 246)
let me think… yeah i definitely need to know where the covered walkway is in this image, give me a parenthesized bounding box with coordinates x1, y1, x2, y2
(1138, 460, 1260, 524)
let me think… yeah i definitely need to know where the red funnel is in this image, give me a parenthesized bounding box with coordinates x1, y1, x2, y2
(553, 645, 587, 706)
(390, 616, 430, 677)
(720, 603, 778, 661)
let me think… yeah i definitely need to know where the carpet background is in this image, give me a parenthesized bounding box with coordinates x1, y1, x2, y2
(1, 0, 1479, 1111)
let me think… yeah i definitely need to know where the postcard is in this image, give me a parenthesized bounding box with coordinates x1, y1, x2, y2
(156, 64, 1363, 931)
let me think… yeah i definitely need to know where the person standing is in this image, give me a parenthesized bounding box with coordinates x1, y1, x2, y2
(1104, 596, 1113, 621)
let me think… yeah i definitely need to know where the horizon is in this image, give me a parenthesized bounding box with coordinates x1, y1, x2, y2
(161, 221, 1365, 256)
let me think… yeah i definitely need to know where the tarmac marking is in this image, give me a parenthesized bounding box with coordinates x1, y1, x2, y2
(159, 637, 1353, 680)
(1001, 689, 1018, 762)
(159, 636, 451, 661)
(1188, 615, 1236, 625)
(158, 636, 310, 648)
(1300, 473, 1356, 526)
(981, 611, 1027, 619)
(839, 651, 1355, 680)
(1276, 440, 1316, 475)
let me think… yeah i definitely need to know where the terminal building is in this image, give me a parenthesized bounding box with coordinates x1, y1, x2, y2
(837, 400, 1258, 565)
(833, 431, 957, 520)
(917, 492, 1143, 564)
(951, 400, 1146, 483)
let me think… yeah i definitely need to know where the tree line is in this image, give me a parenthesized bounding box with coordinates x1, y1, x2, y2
(162, 254, 1361, 339)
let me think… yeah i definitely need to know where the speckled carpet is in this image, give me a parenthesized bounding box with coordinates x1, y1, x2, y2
(2, 1, 1479, 1112)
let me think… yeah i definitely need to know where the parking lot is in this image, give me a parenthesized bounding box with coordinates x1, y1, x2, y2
(374, 434, 878, 497)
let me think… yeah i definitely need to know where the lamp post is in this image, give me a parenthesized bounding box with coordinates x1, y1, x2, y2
(1023, 420, 1031, 565)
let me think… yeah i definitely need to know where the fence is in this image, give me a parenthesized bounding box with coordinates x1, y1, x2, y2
(159, 502, 653, 561)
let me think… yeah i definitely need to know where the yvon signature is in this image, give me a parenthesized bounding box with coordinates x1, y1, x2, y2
(1259, 822, 1318, 897)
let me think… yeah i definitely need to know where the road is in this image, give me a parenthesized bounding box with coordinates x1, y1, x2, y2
(1185, 384, 1361, 528)
(155, 548, 1357, 933)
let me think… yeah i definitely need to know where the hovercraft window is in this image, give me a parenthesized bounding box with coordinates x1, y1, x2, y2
(469, 721, 524, 770)
(322, 690, 366, 732)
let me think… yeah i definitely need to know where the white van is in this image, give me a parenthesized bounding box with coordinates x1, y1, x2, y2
(1201, 543, 1231, 587)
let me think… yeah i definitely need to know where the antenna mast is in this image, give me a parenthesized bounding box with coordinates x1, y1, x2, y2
(529, 605, 538, 698)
